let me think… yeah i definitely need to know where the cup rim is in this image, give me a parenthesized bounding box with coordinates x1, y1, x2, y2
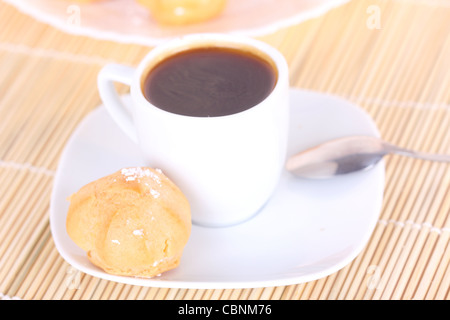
(131, 33, 289, 120)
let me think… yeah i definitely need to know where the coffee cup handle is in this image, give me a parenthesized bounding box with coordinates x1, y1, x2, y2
(97, 64, 138, 144)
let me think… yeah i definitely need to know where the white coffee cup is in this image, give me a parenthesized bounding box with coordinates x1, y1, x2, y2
(98, 33, 289, 227)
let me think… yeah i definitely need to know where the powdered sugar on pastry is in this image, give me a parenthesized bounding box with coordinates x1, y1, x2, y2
(121, 167, 163, 186)
(133, 229, 144, 236)
(121, 167, 151, 181)
(150, 188, 160, 198)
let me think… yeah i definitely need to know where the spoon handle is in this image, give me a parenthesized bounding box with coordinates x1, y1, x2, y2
(386, 144, 450, 163)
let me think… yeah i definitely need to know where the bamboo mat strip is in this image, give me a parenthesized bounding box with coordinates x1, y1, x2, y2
(0, 0, 449, 300)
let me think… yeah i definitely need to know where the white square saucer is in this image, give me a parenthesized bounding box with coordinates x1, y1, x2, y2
(50, 88, 384, 289)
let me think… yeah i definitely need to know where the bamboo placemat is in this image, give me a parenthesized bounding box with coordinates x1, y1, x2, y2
(0, 0, 449, 300)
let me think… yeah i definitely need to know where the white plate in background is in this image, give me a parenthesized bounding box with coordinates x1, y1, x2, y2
(4, 0, 350, 46)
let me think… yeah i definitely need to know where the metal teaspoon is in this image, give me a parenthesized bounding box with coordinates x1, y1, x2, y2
(285, 136, 450, 179)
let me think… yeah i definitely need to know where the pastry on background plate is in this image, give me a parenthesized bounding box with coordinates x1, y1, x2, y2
(66, 167, 191, 278)
(137, 0, 227, 25)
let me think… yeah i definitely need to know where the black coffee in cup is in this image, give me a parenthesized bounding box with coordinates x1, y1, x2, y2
(143, 46, 277, 117)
